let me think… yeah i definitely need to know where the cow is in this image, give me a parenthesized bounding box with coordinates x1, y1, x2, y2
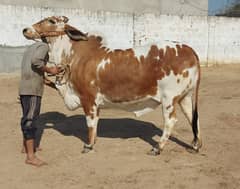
(23, 16, 202, 155)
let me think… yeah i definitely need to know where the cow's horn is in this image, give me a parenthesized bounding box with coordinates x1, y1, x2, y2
(61, 16, 69, 23)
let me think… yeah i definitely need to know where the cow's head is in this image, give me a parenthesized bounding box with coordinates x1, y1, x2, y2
(23, 16, 88, 41)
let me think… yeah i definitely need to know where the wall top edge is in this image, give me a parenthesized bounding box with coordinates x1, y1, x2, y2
(0, 4, 210, 17)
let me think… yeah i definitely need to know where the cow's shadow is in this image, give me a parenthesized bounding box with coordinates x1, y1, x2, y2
(35, 111, 192, 150)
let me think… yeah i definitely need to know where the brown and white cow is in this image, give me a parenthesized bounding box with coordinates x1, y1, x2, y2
(23, 16, 202, 155)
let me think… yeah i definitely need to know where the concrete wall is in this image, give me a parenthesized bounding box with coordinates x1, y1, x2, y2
(0, 46, 26, 73)
(0, 0, 208, 15)
(159, 0, 208, 16)
(134, 14, 240, 64)
(0, 4, 239, 72)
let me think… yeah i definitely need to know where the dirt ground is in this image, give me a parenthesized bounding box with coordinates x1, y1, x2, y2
(0, 64, 239, 189)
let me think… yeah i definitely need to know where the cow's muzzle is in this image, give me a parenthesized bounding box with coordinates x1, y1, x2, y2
(23, 27, 41, 40)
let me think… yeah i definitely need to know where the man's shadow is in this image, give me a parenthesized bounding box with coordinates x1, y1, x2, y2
(35, 111, 192, 150)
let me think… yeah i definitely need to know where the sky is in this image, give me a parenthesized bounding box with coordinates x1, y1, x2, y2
(208, 0, 238, 15)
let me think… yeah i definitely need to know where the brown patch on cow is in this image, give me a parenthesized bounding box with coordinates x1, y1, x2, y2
(169, 108, 176, 119)
(97, 47, 160, 102)
(97, 107, 100, 117)
(169, 95, 181, 119)
(182, 70, 189, 78)
(88, 127, 95, 145)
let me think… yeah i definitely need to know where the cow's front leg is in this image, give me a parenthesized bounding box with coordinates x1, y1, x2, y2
(82, 105, 99, 153)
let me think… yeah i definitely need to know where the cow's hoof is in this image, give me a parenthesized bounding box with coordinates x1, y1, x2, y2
(82, 144, 94, 154)
(147, 144, 161, 156)
(186, 147, 199, 154)
(186, 139, 202, 153)
(191, 139, 202, 152)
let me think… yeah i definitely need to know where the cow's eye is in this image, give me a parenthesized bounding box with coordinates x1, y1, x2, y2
(48, 19, 56, 24)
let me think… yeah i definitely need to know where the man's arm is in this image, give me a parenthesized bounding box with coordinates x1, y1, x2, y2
(31, 43, 61, 75)
(42, 65, 60, 75)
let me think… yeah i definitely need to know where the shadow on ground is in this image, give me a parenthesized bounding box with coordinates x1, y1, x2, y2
(35, 111, 192, 150)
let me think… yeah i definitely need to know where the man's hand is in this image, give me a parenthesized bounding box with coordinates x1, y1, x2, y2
(42, 66, 61, 75)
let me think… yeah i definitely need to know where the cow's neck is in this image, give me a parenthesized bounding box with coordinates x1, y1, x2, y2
(71, 35, 107, 62)
(47, 35, 74, 65)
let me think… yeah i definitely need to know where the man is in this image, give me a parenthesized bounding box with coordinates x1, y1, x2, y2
(19, 38, 60, 167)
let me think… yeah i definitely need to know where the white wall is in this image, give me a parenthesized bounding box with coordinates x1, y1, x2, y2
(0, 0, 208, 16)
(207, 16, 240, 64)
(0, 4, 240, 67)
(134, 14, 209, 63)
(0, 5, 133, 48)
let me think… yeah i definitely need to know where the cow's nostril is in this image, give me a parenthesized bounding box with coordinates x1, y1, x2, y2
(22, 28, 28, 33)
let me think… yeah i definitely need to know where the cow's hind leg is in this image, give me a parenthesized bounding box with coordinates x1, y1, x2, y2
(179, 93, 202, 152)
(148, 96, 178, 155)
(82, 105, 99, 153)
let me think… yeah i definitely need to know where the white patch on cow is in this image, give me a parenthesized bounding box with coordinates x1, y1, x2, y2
(134, 107, 155, 117)
(160, 40, 182, 57)
(90, 80, 95, 86)
(48, 35, 73, 65)
(133, 45, 150, 59)
(86, 105, 99, 128)
(27, 26, 35, 33)
(96, 59, 111, 77)
(55, 82, 81, 110)
(95, 92, 105, 106)
(158, 66, 198, 100)
(56, 22, 65, 31)
(151, 89, 161, 103)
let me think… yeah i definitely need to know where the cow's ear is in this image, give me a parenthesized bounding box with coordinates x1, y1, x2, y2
(65, 25, 88, 41)
(60, 16, 69, 23)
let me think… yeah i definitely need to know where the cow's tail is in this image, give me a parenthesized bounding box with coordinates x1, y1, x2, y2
(191, 55, 202, 150)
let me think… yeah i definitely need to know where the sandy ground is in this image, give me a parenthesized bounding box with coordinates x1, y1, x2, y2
(0, 64, 239, 189)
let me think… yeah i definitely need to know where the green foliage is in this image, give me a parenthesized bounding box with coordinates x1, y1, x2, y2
(216, 3, 240, 17)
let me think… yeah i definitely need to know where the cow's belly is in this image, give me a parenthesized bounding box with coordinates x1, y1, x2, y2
(56, 83, 160, 116)
(97, 93, 161, 117)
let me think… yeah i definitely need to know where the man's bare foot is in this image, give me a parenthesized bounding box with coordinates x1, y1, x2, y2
(25, 157, 47, 167)
(21, 147, 42, 153)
